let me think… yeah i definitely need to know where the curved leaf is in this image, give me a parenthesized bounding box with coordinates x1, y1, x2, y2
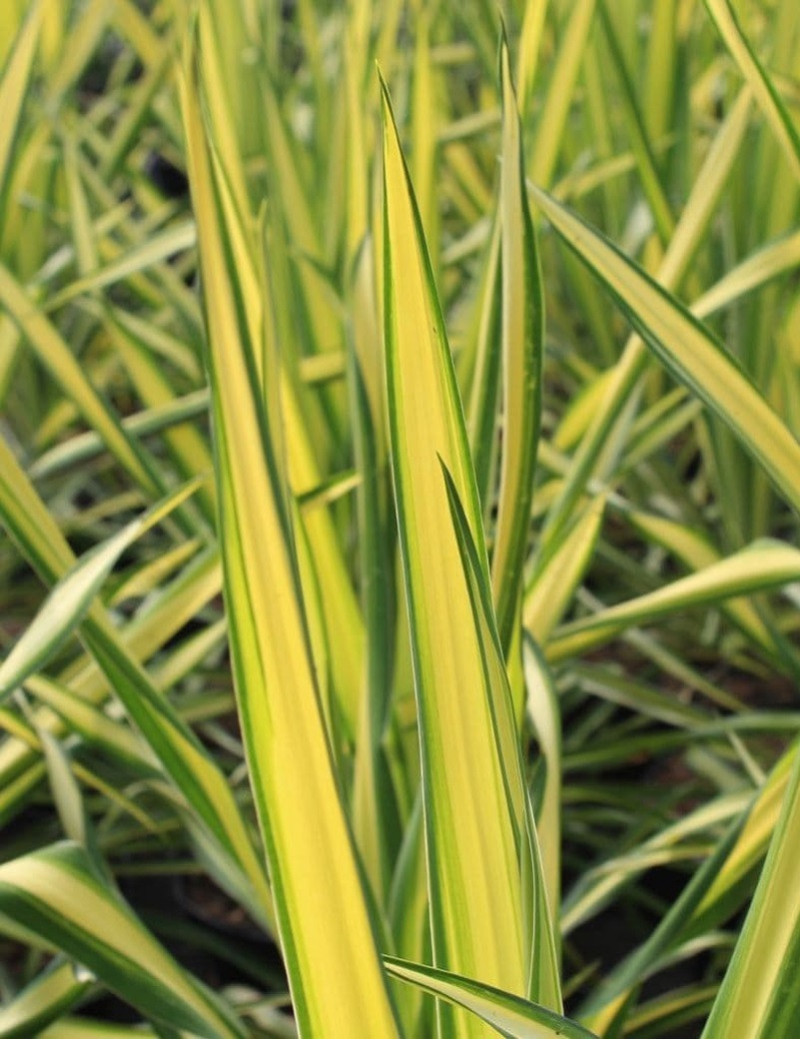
(531, 187, 800, 518)
(0, 843, 244, 1038)
(547, 539, 800, 661)
(385, 957, 594, 1040)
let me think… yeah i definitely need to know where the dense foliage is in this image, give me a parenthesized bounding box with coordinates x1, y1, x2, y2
(1, 0, 800, 1036)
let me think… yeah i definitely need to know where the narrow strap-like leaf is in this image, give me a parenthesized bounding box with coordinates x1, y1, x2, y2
(703, 0, 800, 181)
(180, 28, 399, 1037)
(703, 745, 800, 1037)
(0, 842, 245, 1038)
(382, 79, 559, 1030)
(0, 959, 91, 1040)
(531, 187, 800, 518)
(0, 481, 201, 699)
(385, 957, 594, 1040)
(492, 38, 544, 651)
(547, 540, 800, 662)
(0, 0, 42, 208)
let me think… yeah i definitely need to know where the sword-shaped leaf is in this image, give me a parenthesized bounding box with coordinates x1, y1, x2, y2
(0, 0, 42, 207)
(381, 81, 559, 1034)
(180, 30, 398, 1038)
(492, 38, 544, 651)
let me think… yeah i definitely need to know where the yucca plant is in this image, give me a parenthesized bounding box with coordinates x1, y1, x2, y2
(1, 0, 800, 1037)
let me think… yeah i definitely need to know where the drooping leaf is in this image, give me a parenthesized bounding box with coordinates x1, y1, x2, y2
(0, 843, 245, 1038)
(531, 187, 800, 518)
(0, 959, 92, 1040)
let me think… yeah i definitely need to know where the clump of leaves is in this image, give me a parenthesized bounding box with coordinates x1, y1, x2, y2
(0, 1, 799, 1037)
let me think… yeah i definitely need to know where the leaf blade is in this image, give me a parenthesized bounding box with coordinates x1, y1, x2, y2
(180, 35, 399, 1038)
(492, 38, 544, 650)
(381, 80, 558, 1030)
(703, 746, 800, 1037)
(703, 0, 800, 181)
(0, 481, 201, 699)
(0, 843, 244, 1038)
(530, 187, 800, 518)
(385, 958, 594, 1040)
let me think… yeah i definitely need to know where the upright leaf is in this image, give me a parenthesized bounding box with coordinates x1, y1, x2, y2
(703, 747, 800, 1038)
(180, 30, 398, 1038)
(492, 39, 544, 652)
(531, 87, 752, 566)
(0, 0, 42, 210)
(382, 81, 559, 1034)
(703, 0, 800, 181)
